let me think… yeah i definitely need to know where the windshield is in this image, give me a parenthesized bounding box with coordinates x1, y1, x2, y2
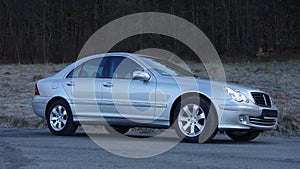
(141, 56, 195, 77)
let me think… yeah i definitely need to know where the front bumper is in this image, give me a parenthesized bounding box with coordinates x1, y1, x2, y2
(218, 101, 279, 131)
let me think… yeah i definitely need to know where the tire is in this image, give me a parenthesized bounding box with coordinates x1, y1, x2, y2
(46, 100, 78, 136)
(173, 96, 218, 143)
(105, 125, 130, 135)
(225, 131, 260, 142)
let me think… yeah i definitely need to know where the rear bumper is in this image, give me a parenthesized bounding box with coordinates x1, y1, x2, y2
(218, 101, 278, 131)
(32, 96, 49, 119)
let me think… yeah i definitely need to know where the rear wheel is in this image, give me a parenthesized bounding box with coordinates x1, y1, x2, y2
(225, 131, 260, 142)
(46, 100, 78, 136)
(173, 96, 218, 143)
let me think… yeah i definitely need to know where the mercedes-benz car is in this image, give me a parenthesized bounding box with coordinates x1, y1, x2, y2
(32, 52, 278, 143)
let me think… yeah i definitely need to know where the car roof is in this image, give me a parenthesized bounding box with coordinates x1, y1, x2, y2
(77, 52, 159, 61)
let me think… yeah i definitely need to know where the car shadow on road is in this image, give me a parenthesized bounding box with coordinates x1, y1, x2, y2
(69, 131, 277, 145)
(205, 139, 275, 145)
(22, 128, 277, 145)
(0, 128, 281, 146)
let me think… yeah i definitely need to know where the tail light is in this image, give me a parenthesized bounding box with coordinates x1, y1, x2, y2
(35, 83, 40, 95)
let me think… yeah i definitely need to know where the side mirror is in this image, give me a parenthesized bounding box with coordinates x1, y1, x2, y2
(132, 71, 150, 82)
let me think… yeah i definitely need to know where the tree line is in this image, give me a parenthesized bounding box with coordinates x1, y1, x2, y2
(0, 0, 298, 64)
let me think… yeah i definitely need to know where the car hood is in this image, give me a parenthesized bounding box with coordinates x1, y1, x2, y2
(172, 76, 263, 100)
(200, 79, 260, 91)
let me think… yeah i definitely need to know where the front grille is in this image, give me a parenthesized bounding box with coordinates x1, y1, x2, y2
(251, 92, 271, 107)
(249, 116, 277, 126)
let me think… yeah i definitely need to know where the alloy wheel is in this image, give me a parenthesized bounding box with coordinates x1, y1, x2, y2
(49, 105, 68, 131)
(178, 104, 206, 137)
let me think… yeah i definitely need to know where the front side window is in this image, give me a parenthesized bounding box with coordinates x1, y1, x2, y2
(108, 57, 143, 79)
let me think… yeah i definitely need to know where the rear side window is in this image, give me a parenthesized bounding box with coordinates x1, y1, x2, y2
(67, 66, 82, 78)
(67, 58, 104, 78)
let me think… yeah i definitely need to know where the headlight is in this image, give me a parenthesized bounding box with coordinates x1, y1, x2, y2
(224, 87, 249, 103)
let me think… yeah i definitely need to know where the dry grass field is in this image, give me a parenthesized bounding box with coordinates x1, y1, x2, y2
(0, 60, 299, 136)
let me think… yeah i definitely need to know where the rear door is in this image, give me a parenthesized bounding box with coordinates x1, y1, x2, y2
(62, 58, 105, 121)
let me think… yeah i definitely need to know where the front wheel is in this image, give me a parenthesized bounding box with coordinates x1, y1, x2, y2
(225, 131, 260, 142)
(46, 100, 78, 136)
(173, 96, 218, 143)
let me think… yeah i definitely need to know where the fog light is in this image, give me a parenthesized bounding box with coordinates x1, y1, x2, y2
(239, 115, 247, 124)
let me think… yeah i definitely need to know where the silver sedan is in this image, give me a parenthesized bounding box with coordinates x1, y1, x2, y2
(32, 53, 278, 143)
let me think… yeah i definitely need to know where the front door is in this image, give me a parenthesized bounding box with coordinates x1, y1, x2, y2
(99, 56, 157, 123)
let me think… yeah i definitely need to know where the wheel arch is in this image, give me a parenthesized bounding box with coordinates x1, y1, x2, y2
(169, 92, 218, 126)
(45, 96, 70, 118)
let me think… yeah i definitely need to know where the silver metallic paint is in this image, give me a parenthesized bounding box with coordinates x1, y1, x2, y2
(32, 53, 278, 131)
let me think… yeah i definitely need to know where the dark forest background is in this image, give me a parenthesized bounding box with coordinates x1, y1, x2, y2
(0, 0, 299, 64)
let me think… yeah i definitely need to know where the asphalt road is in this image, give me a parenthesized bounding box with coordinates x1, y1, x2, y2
(0, 128, 300, 169)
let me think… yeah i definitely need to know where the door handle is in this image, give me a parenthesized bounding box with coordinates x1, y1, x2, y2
(103, 82, 113, 87)
(66, 81, 75, 86)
